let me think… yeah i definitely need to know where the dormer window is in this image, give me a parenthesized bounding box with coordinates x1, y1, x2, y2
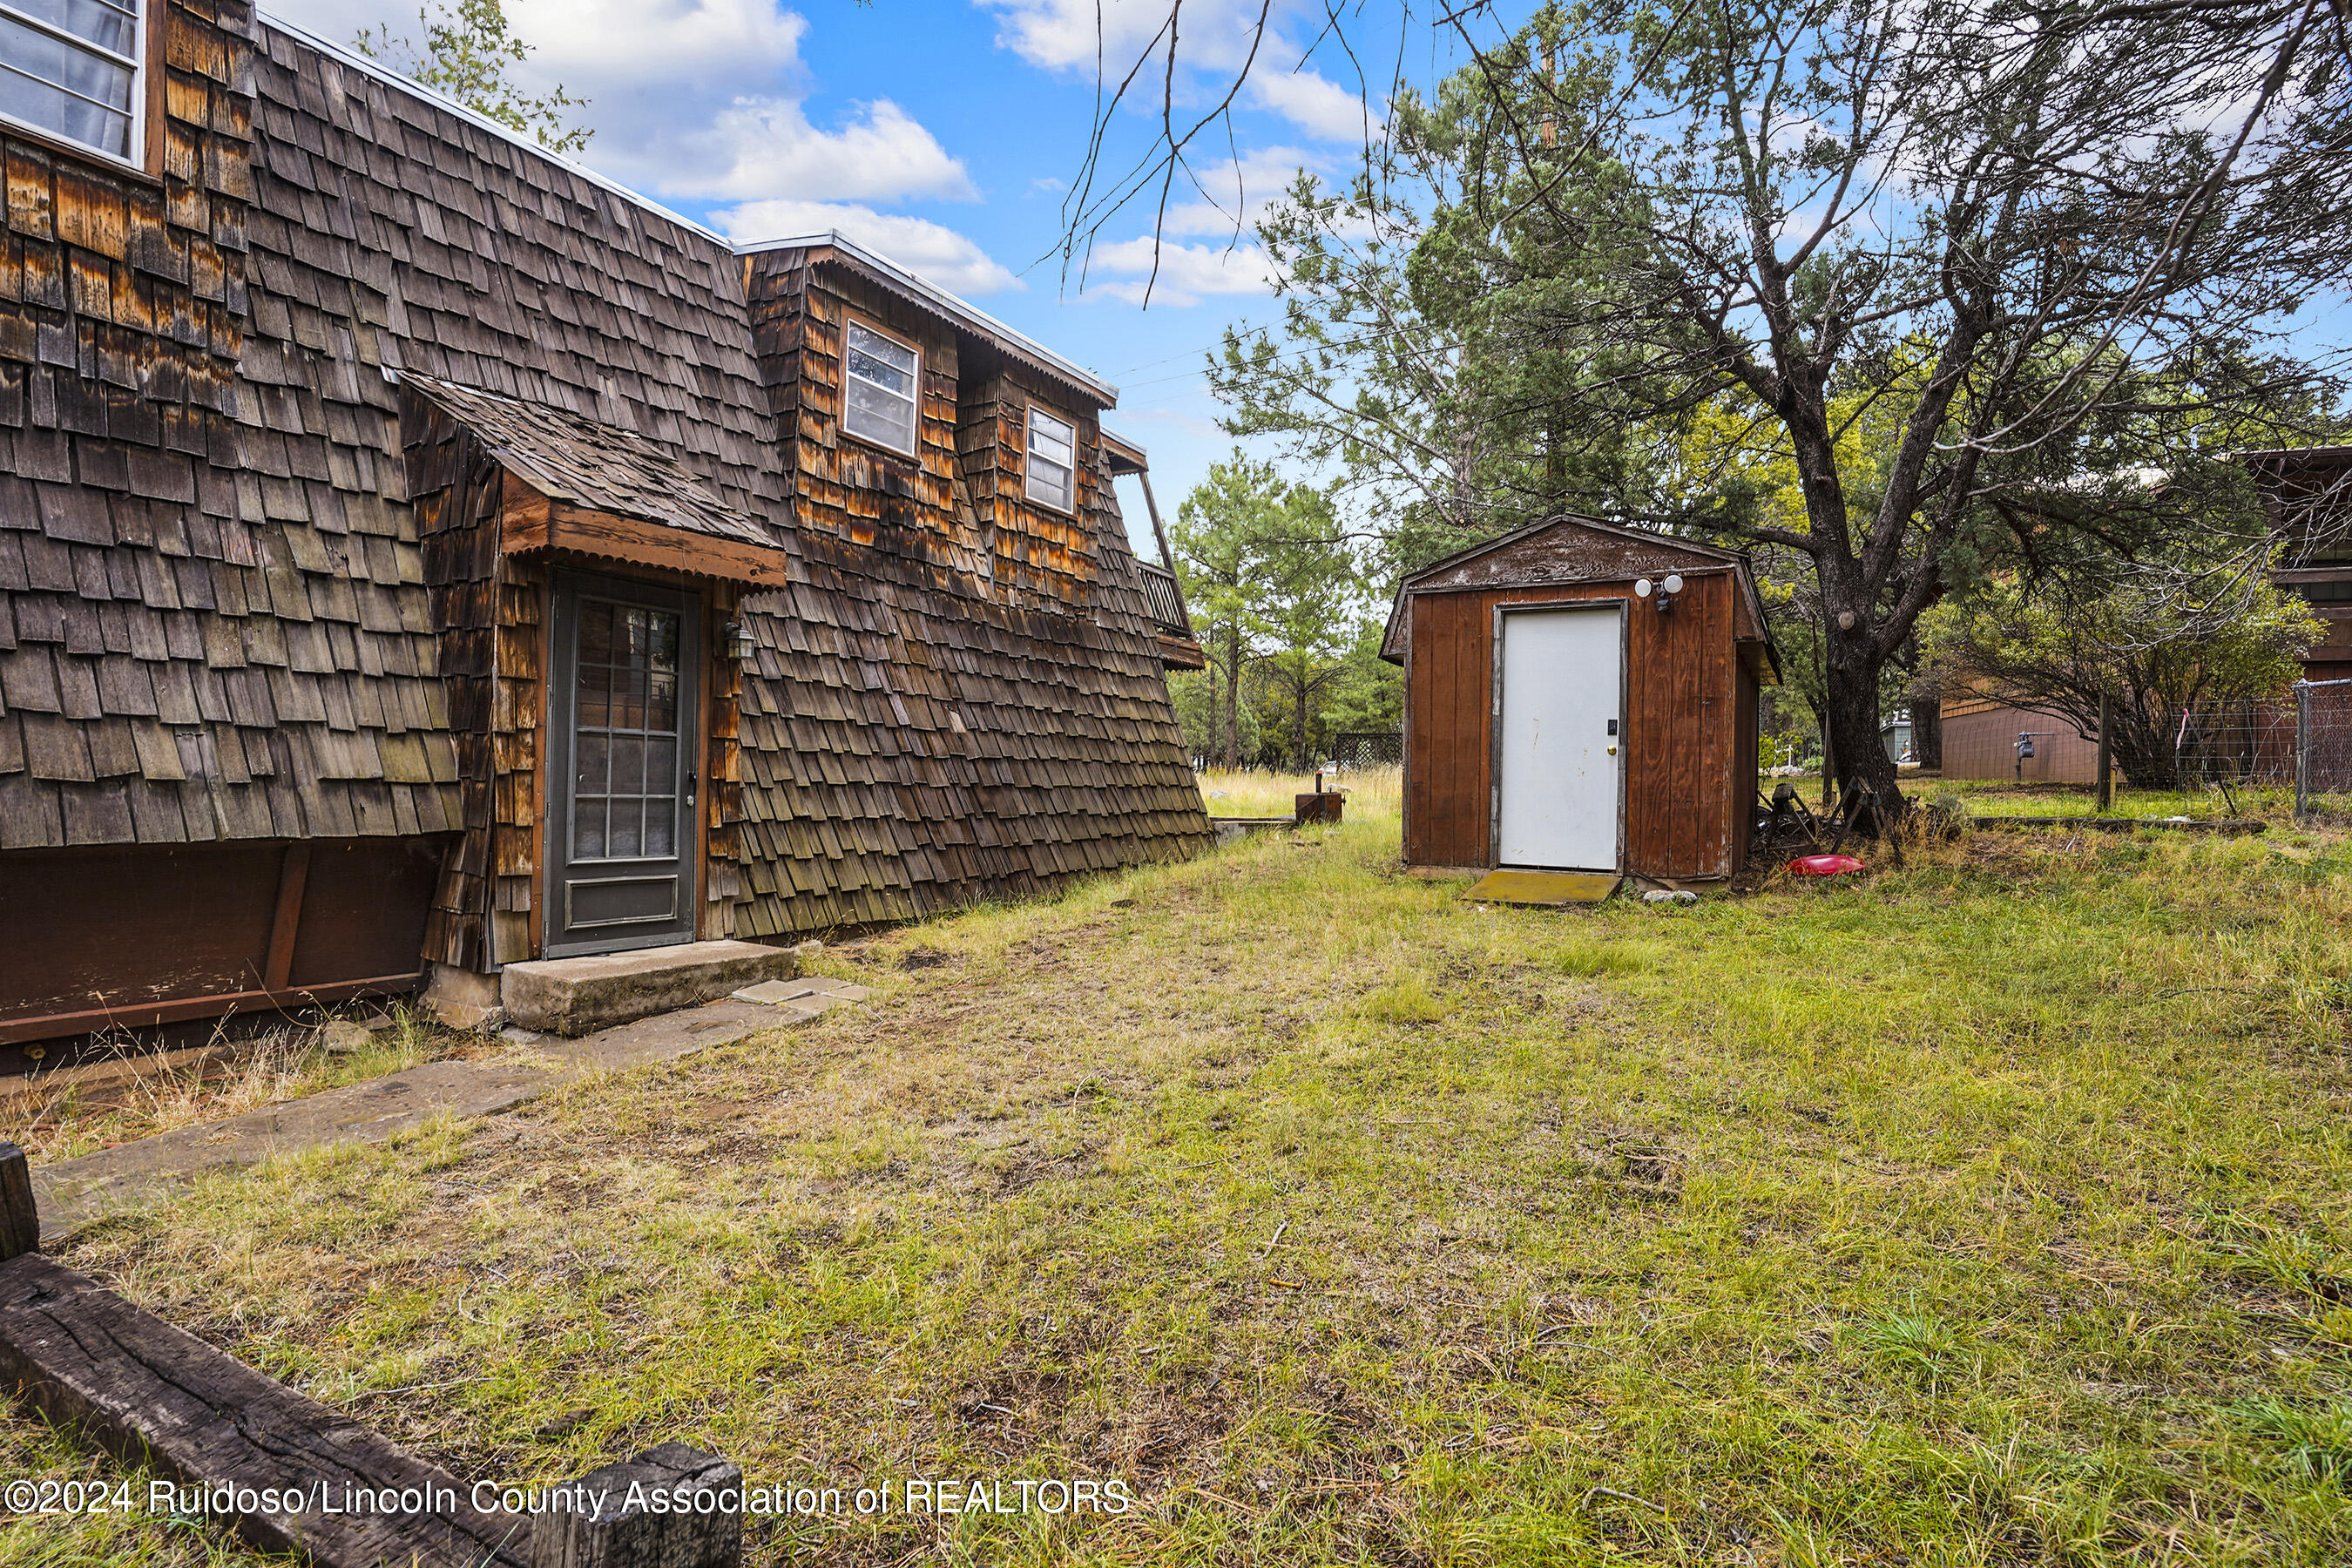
(1025, 405, 1076, 513)
(843, 318, 919, 456)
(0, 0, 143, 163)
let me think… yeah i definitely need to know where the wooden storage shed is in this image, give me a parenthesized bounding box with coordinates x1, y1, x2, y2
(1380, 519, 1780, 881)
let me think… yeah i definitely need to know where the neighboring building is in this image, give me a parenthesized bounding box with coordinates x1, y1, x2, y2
(1937, 692, 2105, 783)
(1380, 519, 1780, 881)
(2241, 444, 2352, 681)
(1938, 444, 2352, 782)
(0, 4, 1208, 1051)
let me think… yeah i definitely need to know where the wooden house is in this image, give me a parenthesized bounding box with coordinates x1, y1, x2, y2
(1380, 519, 1779, 880)
(1939, 444, 2352, 782)
(0, 3, 1208, 1055)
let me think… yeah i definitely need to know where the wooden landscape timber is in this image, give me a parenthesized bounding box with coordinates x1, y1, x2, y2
(0, 1144, 740, 1568)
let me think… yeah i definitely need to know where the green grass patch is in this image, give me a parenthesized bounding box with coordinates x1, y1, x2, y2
(8, 792, 2352, 1565)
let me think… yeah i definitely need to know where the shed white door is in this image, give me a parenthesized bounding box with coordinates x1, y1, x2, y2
(1497, 607, 1622, 869)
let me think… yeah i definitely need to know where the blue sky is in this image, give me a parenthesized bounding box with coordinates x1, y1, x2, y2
(265, 0, 1442, 551)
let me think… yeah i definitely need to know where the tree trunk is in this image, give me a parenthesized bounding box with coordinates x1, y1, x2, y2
(1911, 698, 1942, 772)
(1295, 663, 1310, 773)
(1823, 628, 1900, 803)
(1221, 625, 1241, 769)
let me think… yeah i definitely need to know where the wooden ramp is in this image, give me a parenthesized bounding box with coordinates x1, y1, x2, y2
(1461, 869, 1621, 906)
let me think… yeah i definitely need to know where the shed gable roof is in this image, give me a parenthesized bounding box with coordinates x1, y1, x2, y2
(1380, 517, 1761, 661)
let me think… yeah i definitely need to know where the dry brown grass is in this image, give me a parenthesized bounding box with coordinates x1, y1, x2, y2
(1196, 764, 1401, 819)
(9, 1004, 477, 1164)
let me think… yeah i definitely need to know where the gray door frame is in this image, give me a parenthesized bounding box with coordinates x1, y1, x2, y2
(544, 568, 701, 959)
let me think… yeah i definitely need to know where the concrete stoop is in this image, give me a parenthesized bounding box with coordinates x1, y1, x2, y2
(497, 940, 808, 1037)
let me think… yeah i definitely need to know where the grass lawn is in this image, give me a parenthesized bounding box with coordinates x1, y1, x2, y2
(6, 783, 2352, 1565)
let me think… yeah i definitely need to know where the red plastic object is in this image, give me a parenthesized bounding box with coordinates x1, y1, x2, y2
(1787, 854, 1866, 877)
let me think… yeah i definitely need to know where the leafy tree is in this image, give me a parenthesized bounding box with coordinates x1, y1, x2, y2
(1166, 667, 1261, 766)
(1213, 14, 1658, 577)
(1921, 549, 2322, 787)
(355, 0, 591, 154)
(1213, 0, 2352, 802)
(1170, 456, 1358, 769)
(1253, 529, 1360, 772)
(1321, 622, 1405, 747)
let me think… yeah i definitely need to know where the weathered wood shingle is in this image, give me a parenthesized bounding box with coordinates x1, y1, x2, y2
(0, 3, 1207, 942)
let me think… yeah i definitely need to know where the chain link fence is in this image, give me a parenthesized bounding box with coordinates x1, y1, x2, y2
(2145, 679, 2352, 817)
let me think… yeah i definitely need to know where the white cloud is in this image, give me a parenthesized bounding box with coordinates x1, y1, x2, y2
(984, 0, 1268, 75)
(983, 0, 1374, 143)
(714, 199, 1024, 296)
(666, 98, 973, 204)
(1153, 145, 1325, 237)
(509, 0, 972, 205)
(1079, 236, 1281, 307)
(1247, 68, 1372, 143)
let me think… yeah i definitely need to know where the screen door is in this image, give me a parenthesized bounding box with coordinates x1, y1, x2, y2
(1496, 605, 1623, 870)
(546, 572, 700, 957)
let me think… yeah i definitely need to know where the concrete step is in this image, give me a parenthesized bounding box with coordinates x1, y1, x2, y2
(500, 939, 804, 1036)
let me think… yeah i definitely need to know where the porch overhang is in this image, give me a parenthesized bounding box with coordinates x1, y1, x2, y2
(497, 472, 794, 587)
(399, 371, 799, 590)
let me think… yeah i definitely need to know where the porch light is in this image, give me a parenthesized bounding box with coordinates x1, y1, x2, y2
(722, 620, 756, 661)
(1636, 574, 1684, 613)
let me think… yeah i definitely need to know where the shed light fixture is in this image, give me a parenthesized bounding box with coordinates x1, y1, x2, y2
(722, 620, 756, 661)
(1633, 574, 1685, 612)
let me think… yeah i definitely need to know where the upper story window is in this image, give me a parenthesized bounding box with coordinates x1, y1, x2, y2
(1026, 406, 1076, 513)
(0, 0, 142, 163)
(843, 319, 919, 456)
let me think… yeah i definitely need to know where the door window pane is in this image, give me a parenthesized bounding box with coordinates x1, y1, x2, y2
(609, 803, 641, 858)
(572, 798, 606, 859)
(576, 733, 608, 793)
(614, 666, 645, 730)
(609, 734, 642, 796)
(645, 800, 676, 856)
(576, 661, 610, 728)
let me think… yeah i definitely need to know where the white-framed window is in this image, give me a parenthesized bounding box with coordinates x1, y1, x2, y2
(842, 318, 919, 456)
(0, 0, 143, 164)
(1025, 405, 1076, 513)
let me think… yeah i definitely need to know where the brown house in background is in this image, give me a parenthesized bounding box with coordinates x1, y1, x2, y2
(1936, 445, 2352, 783)
(0, 3, 1209, 1052)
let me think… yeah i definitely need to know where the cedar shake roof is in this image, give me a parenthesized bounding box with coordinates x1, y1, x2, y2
(0, 0, 1208, 942)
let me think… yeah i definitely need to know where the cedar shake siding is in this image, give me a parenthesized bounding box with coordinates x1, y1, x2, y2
(0, 3, 1206, 1043)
